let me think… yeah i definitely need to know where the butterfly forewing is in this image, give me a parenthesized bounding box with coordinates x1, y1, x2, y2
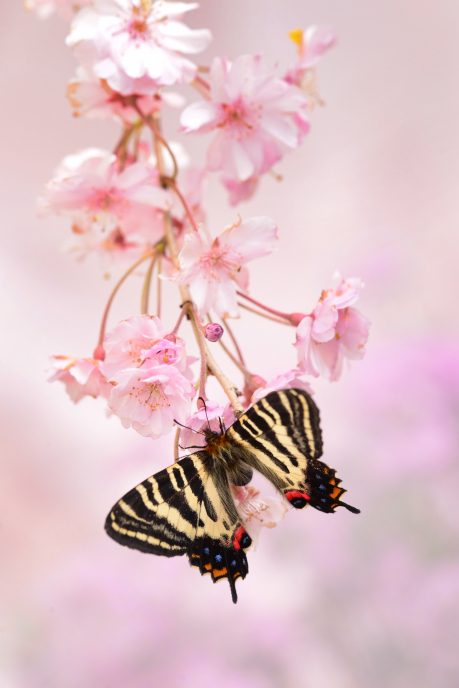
(228, 389, 359, 514)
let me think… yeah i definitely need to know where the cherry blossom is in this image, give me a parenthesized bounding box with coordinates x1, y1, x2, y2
(222, 175, 259, 206)
(108, 363, 195, 438)
(103, 314, 192, 378)
(249, 369, 315, 406)
(66, 0, 212, 95)
(179, 400, 237, 452)
(174, 216, 278, 318)
(230, 485, 288, 549)
(180, 55, 309, 184)
(48, 356, 112, 403)
(39, 148, 171, 241)
(295, 275, 370, 380)
(284, 25, 336, 89)
(67, 65, 185, 122)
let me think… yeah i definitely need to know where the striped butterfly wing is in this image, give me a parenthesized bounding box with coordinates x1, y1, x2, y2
(105, 453, 252, 603)
(228, 388, 360, 514)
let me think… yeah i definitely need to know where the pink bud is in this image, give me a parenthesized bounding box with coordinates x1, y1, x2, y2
(205, 323, 224, 342)
(93, 345, 106, 361)
(289, 312, 307, 326)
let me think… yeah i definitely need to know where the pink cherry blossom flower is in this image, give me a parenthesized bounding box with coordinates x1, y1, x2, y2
(108, 363, 195, 438)
(222, 175, 259, 206)
(39, 148, 171, 240)
(103, 314, 192, 378)
(66, 0, 212, 95)
(48, 356, 112, 403)
(64, 224, 149, 265)
(67, 65, 185, 122)
(230, 485, 288, 549)
(249, 369, 315, 406)
(174, 216, 278, 318)
(179, 400, 236, 452)
(284, 26, 336, 109)
(180, 55, 309, 183)
(295, 275, 370, 380)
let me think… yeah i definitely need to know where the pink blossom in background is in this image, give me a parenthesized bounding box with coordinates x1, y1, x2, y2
(174, 216, 278, 318)
(66, 64, 185, 122)
(295, 275, 370, 380)
(48, 356, 112, 402)
(66, 0, 212, 95)
(180, 55, 309, 185)
(108, 363, 195, 438)
(285, 25, 336, 87)
(249, 369, 315, 405)
(179, 400, 236, 451)
(103, 314, 191, 378)
(222, 174, 260, 206)
(231, 485, 288, 548)
(39, 148, 171, 250)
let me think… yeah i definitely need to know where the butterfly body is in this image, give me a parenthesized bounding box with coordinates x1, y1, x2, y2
(105, 388, 360, 603)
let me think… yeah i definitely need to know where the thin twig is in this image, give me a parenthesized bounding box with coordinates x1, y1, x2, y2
(218, 337, 252, 381)
(97, 250, 156, 347)
(140, 252, 157, 314)
(237, 301, 291, 325)
(236, 290, 292, 321)
(132, 102, 179, 180)
(156, 254, 162, 320)
(221, 316, 246, 366)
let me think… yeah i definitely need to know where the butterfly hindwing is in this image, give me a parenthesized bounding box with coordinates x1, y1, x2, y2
(228, 388, 359, 514)
(105, 452, 252, 603)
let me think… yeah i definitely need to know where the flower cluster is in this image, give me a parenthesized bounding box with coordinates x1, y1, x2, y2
(40, 2, 369, 545)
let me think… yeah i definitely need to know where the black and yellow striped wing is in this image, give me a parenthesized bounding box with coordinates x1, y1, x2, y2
(105, 388, 359, 605)
(105, 453, 252, 603)
(228, 388, 360, 514)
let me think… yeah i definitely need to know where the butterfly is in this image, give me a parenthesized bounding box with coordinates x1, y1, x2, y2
(105, 388, 360, 603)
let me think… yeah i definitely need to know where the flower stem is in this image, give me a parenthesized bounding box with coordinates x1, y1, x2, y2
(237, 301, 291, 325)
(174, 427, 180, 462)
(156, 254, 162, 320)
(218, 336, 252, 381)
(164, 177, 199, 232)
(221, 316, 246, 366)
(236, 291, 292, 322)
(191, 75, 212, 101)
(152, 121, 244, 416)
(97, 249, 156, 348)
(140, 252, 157, 315)
(133, 102, 179, 181)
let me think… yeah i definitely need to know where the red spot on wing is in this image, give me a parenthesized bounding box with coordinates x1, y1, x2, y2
(232, 525, 246, 551)
(285, 490, 311, 502)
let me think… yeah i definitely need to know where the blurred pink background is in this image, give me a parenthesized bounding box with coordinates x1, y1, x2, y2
(2, 0, 459, 686)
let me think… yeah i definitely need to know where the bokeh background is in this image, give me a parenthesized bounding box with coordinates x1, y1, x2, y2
(2, 0, 459, 686)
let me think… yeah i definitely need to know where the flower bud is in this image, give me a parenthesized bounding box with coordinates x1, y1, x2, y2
(93, 344, 106, 361)
(204, 323, 224, 342)
(289, 312, 307, 326)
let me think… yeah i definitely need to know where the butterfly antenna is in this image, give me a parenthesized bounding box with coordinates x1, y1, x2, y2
(173, 419, 205, 435)
(198, 397, 211, 431)
(218, 416, 226, 435)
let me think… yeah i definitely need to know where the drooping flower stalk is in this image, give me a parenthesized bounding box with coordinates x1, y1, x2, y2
(96, 248, 156, 353)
